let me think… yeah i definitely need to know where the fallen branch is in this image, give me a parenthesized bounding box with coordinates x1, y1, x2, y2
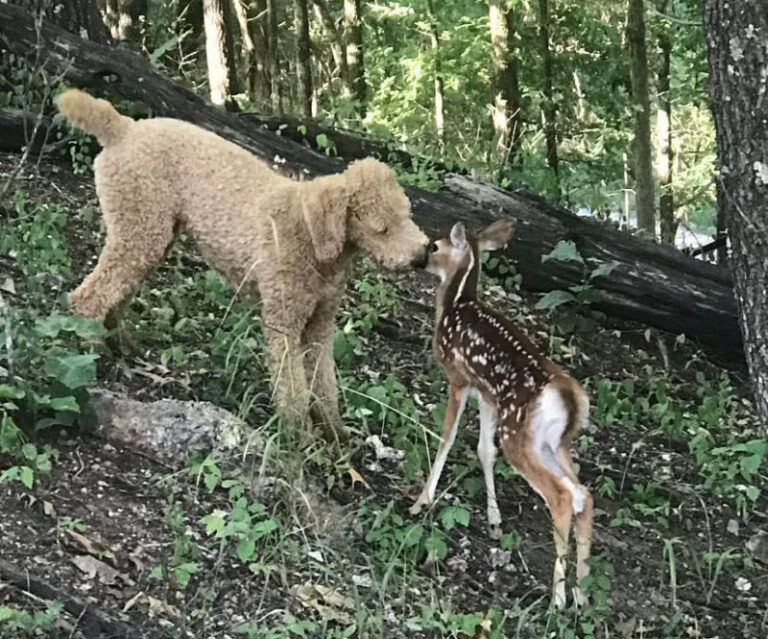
(0, 559, 140, 638)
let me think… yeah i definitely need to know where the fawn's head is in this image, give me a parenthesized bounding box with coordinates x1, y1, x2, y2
(425, 219, 515, 297)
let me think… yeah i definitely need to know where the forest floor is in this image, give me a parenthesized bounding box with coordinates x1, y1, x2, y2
(0, 150, 767, 638)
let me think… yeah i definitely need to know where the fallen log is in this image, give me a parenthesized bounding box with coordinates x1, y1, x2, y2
(0, 109, 54, 152)
(0, 559, 140, 638)
(0, 4, 743, 367)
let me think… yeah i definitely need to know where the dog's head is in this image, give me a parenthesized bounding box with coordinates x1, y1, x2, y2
(302, 158, 428, 269)
(346, 159, 429, 270)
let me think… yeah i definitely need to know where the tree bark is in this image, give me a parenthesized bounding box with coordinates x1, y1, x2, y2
(703, 0, 768, 432)
(426, 0, 445, 144)
(266, 0, 282, 114)
(312, 0, 348, 81)
(537, 0, 558, 181)
(489, 0, 522, 163)
(0, 4, 744, 369)
(343, 0, 366, 117)
(627, 0, 656, 235)
(657, 3, 674, 244)
(293, 0, 313, 118)
(203, 0, 233, 107)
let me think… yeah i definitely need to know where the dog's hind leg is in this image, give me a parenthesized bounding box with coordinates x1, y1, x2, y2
(302, 297, 349, 445)
(70, 201, 175, 321)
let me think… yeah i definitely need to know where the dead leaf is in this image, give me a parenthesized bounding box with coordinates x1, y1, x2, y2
(71, 555, 124, 585)
(293, 582, 354, 624)
(348, 466, 370, 489)
(122, 592, 179, 618)
(42, 501, 56, 517)
(146, 596, 180, 618)
(1, 277, 15, 294)
(65, 530, 117, 564)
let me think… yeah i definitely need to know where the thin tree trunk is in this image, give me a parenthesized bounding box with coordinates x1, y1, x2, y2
(657, 3, 674, 244)
(537, 0, 558, 182)
(312, 0, 348, 80)
(343, 0, 366, 117)
(293, 0, 313, 118)
(231, 0, 255, 93)
(266, 0, 282, 114)
(489, 0, 522, 163)
(248, 0, 271, 105)
(627, 0, 655, 235)
(203, 0, 233, 108)
(222, 0, 241, 98)
(703, 0, 768, 433)
(426, 0, 445, 144)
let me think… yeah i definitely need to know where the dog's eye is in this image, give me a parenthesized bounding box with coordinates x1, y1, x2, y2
(429, 242, 439, 253)
(380, 226, 389, 234)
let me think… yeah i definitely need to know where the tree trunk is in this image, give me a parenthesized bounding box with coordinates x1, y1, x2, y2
(627, 0, 655, 235)
(537, 0, 558, 182)
(230, 0, 255, 94)
(222, 0, 242, 97)
(657, 3, 674, 244)
(293, 0, 313, 119)
(426, 0, 445, 144)
(203, 0, 233, 108)
(266, 0, 282, 114)
(343, 0, 366, 117)
(312, 0, 348, 81)
(0, 4, 745, 370)
(703, 0, 768, 432)
(489, 0, 522, 163)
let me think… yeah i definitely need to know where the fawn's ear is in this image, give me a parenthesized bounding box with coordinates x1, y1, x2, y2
(478, 219, 515, 251)
(450, 222, 467, 250)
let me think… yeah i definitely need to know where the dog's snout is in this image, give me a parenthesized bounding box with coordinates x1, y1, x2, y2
(411, 245, 429, 269)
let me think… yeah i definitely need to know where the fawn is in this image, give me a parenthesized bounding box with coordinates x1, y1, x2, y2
(411, 219, 594, 609)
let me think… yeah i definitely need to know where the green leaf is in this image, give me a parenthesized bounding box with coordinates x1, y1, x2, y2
(251, 519, 278, 537)
(45, 353, 98, 389)
(201, 510, 227, 536)
(542, 240, 584, 264)
(316, 133, 329, 148)
(237, 537, 256, 562)
(424, 531, 447, 560)
(0, 385, 25, 399)
(535, 290, 576, 310)
(20, 466, 34, 488)
(589, 260, 619, 279)
(50, 396, 80, 413)
(21, 443, 37, 461)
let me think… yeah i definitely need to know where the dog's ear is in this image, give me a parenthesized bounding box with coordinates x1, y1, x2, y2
(302, 179, 348, 263)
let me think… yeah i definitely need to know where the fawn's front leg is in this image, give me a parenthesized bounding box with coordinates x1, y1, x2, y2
(410, 384, 468, 514)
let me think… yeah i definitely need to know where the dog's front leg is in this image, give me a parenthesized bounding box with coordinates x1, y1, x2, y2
(262, 320, 312, 440)
(302, 299, 349, 445)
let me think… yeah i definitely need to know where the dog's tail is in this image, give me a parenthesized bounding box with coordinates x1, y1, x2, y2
(57, 89, 132, 147)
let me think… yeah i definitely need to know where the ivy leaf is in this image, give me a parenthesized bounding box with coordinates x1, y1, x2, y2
(535, 290, 576, 310)
(45, 353, 98, 389)
(20, 466, 34, 488)
(51, 396, 80, 413)
(589, 260, 620, 279)
(237, 537, 256, 562)
(542, 240, 584, 264)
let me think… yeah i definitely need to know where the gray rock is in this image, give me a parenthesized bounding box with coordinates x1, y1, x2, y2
(89, 389, 249, 466)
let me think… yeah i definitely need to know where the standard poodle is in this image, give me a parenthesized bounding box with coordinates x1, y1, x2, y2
(57, 89, 429, 443)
